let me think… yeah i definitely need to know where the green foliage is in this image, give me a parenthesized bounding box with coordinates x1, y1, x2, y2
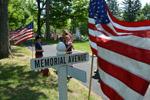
(70, 0, 88, 26)
(70, 0, 89, 35)
(122, 0, 141, 22)
(8, 0, 149, 34)
(80, 22, 88, 35)
(142, 3, 150, 20)
(106, 0, 121, 18)
(48, 0, 72, 29)
(8, 0, 37, 30)
(8, 0, 89, 35)
(136, 13, 145, 21)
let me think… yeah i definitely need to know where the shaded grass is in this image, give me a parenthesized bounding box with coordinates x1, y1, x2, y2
(0, 46, 101, 100)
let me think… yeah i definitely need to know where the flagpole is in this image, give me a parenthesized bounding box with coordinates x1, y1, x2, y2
(32, 37, 34, 58)
(88, 53, 94, 100)
(31, 20, 34, 59)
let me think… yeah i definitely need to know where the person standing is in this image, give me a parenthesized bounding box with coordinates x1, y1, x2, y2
(35, 35, 49, 77)
(62, 30, 73, 43)
(65, 35, 74, 54)
(62, 30, 74, 54)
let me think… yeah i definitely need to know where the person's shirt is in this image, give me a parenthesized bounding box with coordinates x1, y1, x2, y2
(65, 41, 73, 54)
(35, 42, 43, 56)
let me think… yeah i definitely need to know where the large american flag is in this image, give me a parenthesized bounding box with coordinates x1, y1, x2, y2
(88, 0, 150, 99)
(10, 22, 34, 45)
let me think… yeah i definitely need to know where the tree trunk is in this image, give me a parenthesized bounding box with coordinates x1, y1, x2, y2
(0, 0, 10, 59)
(37, 0, 41, 35)
(45, 0, 50, 39)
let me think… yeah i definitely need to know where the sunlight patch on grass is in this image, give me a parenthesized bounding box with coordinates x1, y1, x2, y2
(73, 41, 92, 53)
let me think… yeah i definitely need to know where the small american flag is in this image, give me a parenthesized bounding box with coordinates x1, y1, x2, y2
(10, 22, 34, 45)
(88, 0, 150, 99)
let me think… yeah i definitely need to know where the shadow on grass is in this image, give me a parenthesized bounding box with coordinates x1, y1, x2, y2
(0, 63, 58, 100)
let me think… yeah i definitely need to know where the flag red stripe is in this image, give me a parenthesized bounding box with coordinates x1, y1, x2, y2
(98, 57, 149, 95)
(14, 32, 33, 40)
(91, 47, 97, 55)
(101, 24, 117, 36)
(89, 22, 114, 36)
(14, 30, 32, 39)
(108, 10, 150, 27)
(15, 35, 33, 45)
(113, 26, 150, 35)
(99, 80, 124, 100)
(97, 37, 150, 64)
(89, 34, 96, 43)
(131, 31, 150, 38)
(88, 35, 97, 54)
(12, 29, 27, 38)
(11, 29, 32, 40)
(15, 34, 33, 44)
(88, 23, 97, 30)
(89, 22, 150, 38)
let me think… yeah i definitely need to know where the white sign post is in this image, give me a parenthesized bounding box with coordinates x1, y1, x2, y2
(30, 53, 89, 100)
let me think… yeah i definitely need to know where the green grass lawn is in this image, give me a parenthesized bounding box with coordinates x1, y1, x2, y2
(0, 46, 101, 100)
(73, 41, 92, 53)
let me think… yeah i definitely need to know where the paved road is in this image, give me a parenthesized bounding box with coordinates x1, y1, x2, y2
(29, 44, 150, 100)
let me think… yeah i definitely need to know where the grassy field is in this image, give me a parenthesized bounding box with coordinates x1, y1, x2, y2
(0, 46, 101, 100)
(73, 41, 92, 53)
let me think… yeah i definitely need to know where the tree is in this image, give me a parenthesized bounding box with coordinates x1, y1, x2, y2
(70, 0, 88, 35)
(45, 0, 51, 39)
(49, 0, 72, 29)
(9, 0, 37, 30)
(36, 0, 43, 35)
(0, 0, 10, 59)
(106, 0, 121, 18)
(122, 0, 141, 22)
(142, 3, 150, 20)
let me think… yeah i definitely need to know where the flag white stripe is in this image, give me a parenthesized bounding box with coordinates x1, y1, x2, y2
(96, 24, 113, 36)
(15, 34, 33, 44)
(89, 25, 113, 37)
(97, 46, 150, 81)
(89, 18, 119, 36)
(14, 32, 33, 40)
(88, 18, 95, 24)
(98, 68, 144, 100)
(10, 29, 32, 40)
(89, 29, 97, 37)
(89, 40, 97, 50)
(107, 12, 150, 31)
(89, 29, 105, 37)
(98, 83, 110, 100)
(105, 23, 127, 35)
(97, 34, 150, 50)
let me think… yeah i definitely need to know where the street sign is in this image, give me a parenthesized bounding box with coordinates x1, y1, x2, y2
(67, 66, 87, 83)
(30, 52, 89, 100)
(30, 53, 89, 70)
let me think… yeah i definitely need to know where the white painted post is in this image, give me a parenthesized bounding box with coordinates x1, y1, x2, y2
(58, 65, 68, 100)
(30, 42, 89, 100)
(56, 41, 68, 100)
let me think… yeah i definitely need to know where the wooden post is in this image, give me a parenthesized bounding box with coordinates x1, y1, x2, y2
(88, 54, 94, 100)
